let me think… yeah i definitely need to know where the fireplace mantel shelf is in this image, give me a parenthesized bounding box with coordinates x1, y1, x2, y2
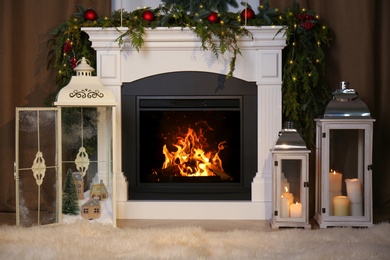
(83, 26, 285, 51)
(83, 26, 286, 220)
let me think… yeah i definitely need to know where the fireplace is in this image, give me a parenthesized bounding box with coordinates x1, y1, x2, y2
(83, 26, 286, 219)
(122, 72, 257, 200)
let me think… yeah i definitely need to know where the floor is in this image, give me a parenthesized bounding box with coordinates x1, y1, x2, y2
(2, 211, 389, 231)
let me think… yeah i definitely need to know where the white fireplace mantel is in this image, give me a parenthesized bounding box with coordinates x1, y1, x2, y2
(83, 26, 286, 220)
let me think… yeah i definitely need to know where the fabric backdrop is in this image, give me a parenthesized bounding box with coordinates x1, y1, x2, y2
(0, 0, 389, 219)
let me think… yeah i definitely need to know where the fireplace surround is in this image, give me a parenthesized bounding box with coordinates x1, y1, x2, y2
(83, 26, 286, 219)
(122, 71, 257, 200)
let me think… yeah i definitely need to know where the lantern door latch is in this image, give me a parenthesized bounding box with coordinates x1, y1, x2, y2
(368, 164, 373, 171)
(304, 182, 309, 188)
(274, 210, 278, 216)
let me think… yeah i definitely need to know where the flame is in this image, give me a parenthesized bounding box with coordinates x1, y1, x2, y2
(161, 127, 229, 179)
(284, 186, 289, 192)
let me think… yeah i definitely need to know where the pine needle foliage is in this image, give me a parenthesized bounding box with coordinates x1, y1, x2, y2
(47, 0, 332, 146)
(62, 169, 80, 215)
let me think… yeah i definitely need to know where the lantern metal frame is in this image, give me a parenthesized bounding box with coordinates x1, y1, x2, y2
(270, 125, 311, 229)
(314, 82, 375, 228)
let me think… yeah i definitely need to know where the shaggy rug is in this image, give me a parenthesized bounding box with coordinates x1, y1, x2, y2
(0, 221, 389, 259)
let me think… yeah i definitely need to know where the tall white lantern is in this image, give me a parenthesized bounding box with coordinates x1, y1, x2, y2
(55, 58, 117, 227)
(270, 122, 311, 229)
(314, 81, 374, 228)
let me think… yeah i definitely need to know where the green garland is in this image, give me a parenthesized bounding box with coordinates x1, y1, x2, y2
(47, 0, 332, 147)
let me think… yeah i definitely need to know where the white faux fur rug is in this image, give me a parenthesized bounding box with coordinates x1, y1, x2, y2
(1, 221, 389, 259)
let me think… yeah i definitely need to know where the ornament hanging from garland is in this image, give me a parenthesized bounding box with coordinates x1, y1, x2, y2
(84, 9, 97, 21)
(142, 10, 155, 22)
(207, 11, 220, 23)
(240, 8, 255, 20)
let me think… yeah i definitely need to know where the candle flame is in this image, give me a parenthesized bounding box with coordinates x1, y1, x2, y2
(284, 186, 288, 192)
(332, 170, 336, 175)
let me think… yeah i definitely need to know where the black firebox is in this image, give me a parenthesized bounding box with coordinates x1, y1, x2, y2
(122, 72, 257, 200)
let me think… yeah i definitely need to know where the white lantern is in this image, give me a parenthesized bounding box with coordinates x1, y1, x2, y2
(55, 58, 118, 226)
(270, 122, 311, 229)
(314, 81, 374, 228)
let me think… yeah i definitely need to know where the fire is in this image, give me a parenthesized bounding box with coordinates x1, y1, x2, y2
(161, 127, 231, 180)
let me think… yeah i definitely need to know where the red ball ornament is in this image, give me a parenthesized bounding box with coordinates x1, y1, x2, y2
(240, 8, 256, 20)
(84, 9, 98, 21)
(142, 10, 155, 22)
(207, 11, 220, 23)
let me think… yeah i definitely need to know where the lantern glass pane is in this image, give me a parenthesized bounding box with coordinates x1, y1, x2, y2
(61, 107, 113, 224)
(62, 107, 98, 187)
(16, 108, 61, 226)
(329, 129, 365, 217)
(280, 159, 302, 218)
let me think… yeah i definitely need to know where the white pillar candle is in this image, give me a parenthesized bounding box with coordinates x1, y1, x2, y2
(280, 195, 290, 218)
(345, 178, 363, 216)
(329, 170, 342, 192)
(350, 202, 363, 216)
(289, 202, 302, 218)
(333, 196, 350, 216)
(345, 178, 362, 203)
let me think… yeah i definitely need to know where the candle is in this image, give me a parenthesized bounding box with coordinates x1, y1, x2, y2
(345, 178, 363, 216)
(329, 191, 342, 216)
(345, 178, 362, 203)
(329, 170, 342, 192)
(280, 186, 294, 218)
(282, 186, 294, 205)
(333, 196, 350, 216)
(290, 202, 302, 218)
(280, 195, 290, 218)
(281, 173, 290, 192)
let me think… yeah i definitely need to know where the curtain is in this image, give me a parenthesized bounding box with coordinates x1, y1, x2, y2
(0, 0, 389, 218)
(0, 0, 111, 213)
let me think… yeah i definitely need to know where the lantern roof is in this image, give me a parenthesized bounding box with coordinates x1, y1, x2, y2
(54, 57, 116, 107)
(322, 81, 371, 119)
(272, 122, 310, 152)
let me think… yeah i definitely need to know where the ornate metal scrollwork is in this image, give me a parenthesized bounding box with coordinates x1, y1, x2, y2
(69, 89, 104, 99)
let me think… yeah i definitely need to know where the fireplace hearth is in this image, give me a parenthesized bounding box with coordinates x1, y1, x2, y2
(83, 26, 286, 220)
(122, 72, 257, 200)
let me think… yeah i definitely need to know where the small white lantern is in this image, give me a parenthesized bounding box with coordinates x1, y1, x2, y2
(270, 122, 311, 229)
(55, 57, 118, 227)
(314, 81, 375, 228)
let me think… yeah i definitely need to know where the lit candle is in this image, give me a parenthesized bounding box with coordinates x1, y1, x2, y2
(329, 170, 342, 192)
(345, 178, 363, 216)
(281, 172, 290, 192)
(280, 195, 290, 218)
(281, 186, 294, 205)
(333, 196, 350, 216)
(280, 186, 294, 218)
(289, 202, 302, 218)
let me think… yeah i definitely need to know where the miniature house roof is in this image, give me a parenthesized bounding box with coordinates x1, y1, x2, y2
(54, 57, 116, 107)
(90, 180, 108, 196)
(82, 198, 100, 208)
(72, 172, 83, 181)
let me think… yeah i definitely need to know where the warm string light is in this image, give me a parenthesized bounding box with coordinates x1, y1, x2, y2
(120, 0, 123, 27)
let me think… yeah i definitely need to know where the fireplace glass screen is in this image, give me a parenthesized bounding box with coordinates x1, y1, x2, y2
(138, 98, 241, 184)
